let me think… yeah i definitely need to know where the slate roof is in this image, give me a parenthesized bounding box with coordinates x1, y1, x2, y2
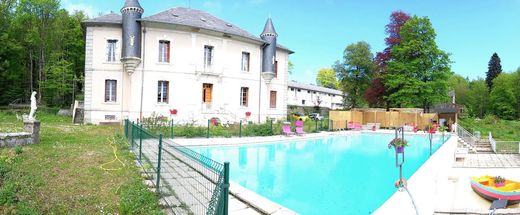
(83, 12, 122, 25)
(123, 0, 143, 9)
(83, 7, 293, 53)
(261, 17, 277, 36)
(288, 80, 343, 95)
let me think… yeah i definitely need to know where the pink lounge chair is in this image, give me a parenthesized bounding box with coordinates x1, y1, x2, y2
(296, 126, 305, 136)
(282, 124, 294, 136)
(348, 122, 362, 130)
(295, 120, 304, 127)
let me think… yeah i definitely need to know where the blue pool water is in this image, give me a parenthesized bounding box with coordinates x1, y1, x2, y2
(191, 133, 448, 214)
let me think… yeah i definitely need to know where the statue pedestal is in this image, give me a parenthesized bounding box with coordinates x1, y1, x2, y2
(24, 121, 40, 144)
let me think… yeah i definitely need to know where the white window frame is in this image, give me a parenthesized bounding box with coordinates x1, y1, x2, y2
(106, 39, 118, 62)
(157, 81, 169, 103)
(204, 45, 214, 68)
(105, 79, 117, 102)
(159, 40, 170, 63)
(241, 52, 250, 71)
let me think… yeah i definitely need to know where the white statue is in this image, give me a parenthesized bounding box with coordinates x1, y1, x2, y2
(28, 91, 37, 121)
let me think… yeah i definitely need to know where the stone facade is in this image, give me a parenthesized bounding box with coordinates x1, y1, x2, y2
(82, 4, 292, 125)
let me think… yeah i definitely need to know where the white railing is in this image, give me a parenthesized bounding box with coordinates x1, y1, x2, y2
(488, 132, 497, 153)
(456, 125, 477, 149)
(488, 132, 520, 154)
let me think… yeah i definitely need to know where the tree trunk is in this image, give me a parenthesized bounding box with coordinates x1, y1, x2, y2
(29, 51, 33, 95)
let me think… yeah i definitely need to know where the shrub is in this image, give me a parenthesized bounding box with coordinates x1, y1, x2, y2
(482, 115, 499, 125)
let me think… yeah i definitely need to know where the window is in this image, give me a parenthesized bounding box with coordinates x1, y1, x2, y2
(106, 39, 118, 62)
(290, 88, 294, 91)
(269, 91, 277, 108)
(302, 100, 306, 105)
(240, 87, 249, 107)
(274, 60, 278, 78)
(307, 90, 311, 93)
(157, 81, 169, 103)
(159, 40, 170, 63)
(241, 52, 250, 71)
(203, 83, 213, 103)
(204, 45, 213, 68)
(105, 80, 117, 102)
(297, 89, 301, 92)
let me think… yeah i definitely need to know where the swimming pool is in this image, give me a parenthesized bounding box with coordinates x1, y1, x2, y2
(191, 133, 449, 214)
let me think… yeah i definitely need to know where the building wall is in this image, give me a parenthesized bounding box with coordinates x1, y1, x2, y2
(84, 25, 289, 124)
(287, 86, 343, 109)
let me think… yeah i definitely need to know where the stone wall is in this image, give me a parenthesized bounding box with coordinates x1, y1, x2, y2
(0, 132, 33, 147)
(0, 121, 40, 148)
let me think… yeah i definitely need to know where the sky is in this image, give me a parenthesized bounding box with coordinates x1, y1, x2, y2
(63, 0, 520, 84)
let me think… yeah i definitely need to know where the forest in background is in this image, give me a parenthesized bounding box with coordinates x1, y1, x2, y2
(0, 0, 86, 107)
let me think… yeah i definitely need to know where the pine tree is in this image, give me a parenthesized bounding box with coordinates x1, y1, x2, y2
(486, 53, 502, 90)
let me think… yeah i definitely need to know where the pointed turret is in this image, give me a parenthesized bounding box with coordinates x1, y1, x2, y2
(120, 0, 144, 75)
(261, 17, 278, 84)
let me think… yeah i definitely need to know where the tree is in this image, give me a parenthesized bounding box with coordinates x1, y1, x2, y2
(287, 60, 294, 75)
(364, 78, 386, 107)
(489, 73, 517, 119)
(334, 41, 375, 109)
(316, 68, 338, 89)
(486, 53, 502, 91)
(466, 79, 488, 118)
(385, 16, 452, 110)
(365, 11, 410, 108)
(448, 74, 469, 106)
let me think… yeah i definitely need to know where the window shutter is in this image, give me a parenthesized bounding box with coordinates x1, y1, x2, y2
(245, 88, 248, 107)
(166, 42, 170, 63)
(106, 41, 110, 62)
(105, 80, 109, 102)
(113, 80, 117, 102)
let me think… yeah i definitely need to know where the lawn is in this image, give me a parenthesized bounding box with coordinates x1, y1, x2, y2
(0, 111, 162, 214)
(459, 117, 520, 141)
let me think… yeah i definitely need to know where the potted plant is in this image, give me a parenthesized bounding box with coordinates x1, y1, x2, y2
(494, 176, 505, 187)
(388, 138, 408, 153)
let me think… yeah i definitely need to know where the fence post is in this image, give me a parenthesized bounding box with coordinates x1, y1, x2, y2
(156, 134, 163, 194)
(429, 132, 433, 156)
(223, 162, 230, 215)
(330, 120, 333, 131)
(207, 119, 210, 138)
(170, 119, 174, 138)
(139, 124, 143, 163)
(239, 120, 242, 138)
(131, 122, 135, 149)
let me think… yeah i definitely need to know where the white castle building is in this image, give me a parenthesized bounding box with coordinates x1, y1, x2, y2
(287, 81, 344, 110)
(82, 0, 293, 124)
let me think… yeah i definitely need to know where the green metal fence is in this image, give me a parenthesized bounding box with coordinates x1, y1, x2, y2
(125, 119, 229, 215)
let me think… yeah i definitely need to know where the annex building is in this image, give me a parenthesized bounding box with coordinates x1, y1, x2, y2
(287, 81, 344, 110)
(82, 0, 293, 124)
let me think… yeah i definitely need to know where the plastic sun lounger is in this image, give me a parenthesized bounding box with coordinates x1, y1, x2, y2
(296, 127, 305, 136)
(282, 125, 294, 136)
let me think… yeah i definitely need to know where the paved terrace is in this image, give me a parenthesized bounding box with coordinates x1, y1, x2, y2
(375, 137, 520, 215)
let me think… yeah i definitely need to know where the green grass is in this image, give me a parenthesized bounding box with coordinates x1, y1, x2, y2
(0, 111, 162, 214)
(459, 117, 520, 141)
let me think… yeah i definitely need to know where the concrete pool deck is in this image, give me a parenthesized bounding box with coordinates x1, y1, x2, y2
(374, 136, 520, 215)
